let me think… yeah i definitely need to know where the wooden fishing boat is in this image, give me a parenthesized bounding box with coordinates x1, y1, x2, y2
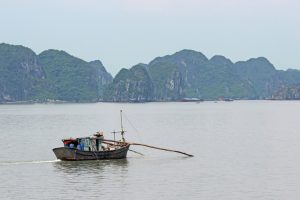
(53, 142, 130, 161)
(53, 110, 130, 161)
(53, 110, 193, 161)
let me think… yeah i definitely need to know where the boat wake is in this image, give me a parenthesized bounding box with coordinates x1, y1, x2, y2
(0, 159, 60, 166)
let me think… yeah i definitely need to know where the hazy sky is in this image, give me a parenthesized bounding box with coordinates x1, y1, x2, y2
(1, 0, 299, 75)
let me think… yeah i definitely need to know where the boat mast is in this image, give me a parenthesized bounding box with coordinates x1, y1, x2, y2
(113, 130, 116, 144)
(120, 110, 125, 141)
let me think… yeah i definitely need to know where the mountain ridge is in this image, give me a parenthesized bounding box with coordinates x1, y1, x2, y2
(1, 43, 300, 103)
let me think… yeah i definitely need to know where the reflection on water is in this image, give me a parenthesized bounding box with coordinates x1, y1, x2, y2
(51, 158, 131, 199)
(53, 159, 129, 176)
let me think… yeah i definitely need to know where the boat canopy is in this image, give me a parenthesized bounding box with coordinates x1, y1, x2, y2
(63, 134, 104, 151)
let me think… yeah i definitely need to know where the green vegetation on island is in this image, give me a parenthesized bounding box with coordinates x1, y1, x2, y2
(0, 43, 112, 103)
(272, 84, 300, 100)
(1, 43, 300, 103)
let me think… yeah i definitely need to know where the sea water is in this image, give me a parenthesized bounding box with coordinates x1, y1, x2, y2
(1, 101, 300, 199)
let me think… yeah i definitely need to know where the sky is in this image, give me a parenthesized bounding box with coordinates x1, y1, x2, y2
(0, 0, 300, 75)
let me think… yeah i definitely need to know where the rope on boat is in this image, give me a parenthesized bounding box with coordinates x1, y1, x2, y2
(123, 113, 145, 144)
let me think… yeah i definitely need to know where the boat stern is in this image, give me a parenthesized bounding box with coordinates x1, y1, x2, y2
(53, 147, 77, 161)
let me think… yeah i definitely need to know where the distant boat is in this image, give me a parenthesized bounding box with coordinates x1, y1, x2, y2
(224, 98, 234, 102)
(181, 98, 204, 102)
(218, 96, 234, 102)
(53, 111, 193, 161)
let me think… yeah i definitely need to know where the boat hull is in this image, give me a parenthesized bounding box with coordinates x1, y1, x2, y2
(53, 144, 130, 161)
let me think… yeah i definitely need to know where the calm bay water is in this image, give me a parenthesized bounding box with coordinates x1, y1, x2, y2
(1, 101, 300, 199)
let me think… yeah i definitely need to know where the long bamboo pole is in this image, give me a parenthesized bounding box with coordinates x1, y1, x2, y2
(129, 149, 144, 156)
(129, 142, 194, 157)
(101, 139, 194, 157)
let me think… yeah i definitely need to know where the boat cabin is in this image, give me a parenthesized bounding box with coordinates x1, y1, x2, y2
(62, 132, 107, 152)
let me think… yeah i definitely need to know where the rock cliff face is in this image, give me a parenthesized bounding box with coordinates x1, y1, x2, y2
(234, 57, 279, 98)
(147, 50, 203, 100)
(106, 50, 300, 101)
(104, 64, 153, 102)
(147, 50, 255, 100)
(234, 58, 300, 99)
(272, 84, 300, 100)
(0, 43, 112, 102)
(89, 60, 113, 98)
(2, 43, 300, 103)
(0, 43, 45, 102)
(38, 50, 112, 101)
